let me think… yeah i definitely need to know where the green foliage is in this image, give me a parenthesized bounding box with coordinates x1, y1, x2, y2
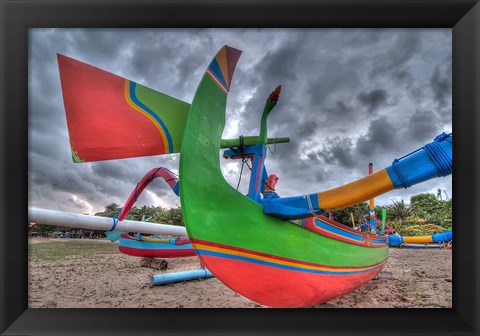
(94, 203, 185, 227)
(331, 203, 369, 227)
(159, 207, 184, 226)
(384, 192, 452, 234)
(411, 193, 439, 218)
(386, 200, 411, 223)
(30, 224, 58, 234)
(410, 193, 452, 228)
(399, 224, 446, 236)
(328, 192, 451, 234)
(94, 203, 122, 218)
(388, 219, 403, 232)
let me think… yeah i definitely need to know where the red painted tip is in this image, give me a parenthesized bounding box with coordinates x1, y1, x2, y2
(269, 85, 282, 103)
(224, 46, 243, 88)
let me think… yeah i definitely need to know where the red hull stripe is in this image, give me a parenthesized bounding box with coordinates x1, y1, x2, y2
(191, 239, 387, 274)
(118, 246, 195, 258)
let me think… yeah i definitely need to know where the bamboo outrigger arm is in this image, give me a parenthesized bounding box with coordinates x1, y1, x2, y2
(28, 207, 187, 236)
(262, 132, 452, 220)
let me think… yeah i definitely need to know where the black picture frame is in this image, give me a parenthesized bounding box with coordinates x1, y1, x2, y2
(1, 1, 478, 335)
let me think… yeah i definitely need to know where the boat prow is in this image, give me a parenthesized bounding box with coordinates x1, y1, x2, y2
(179, 46, 389, 307)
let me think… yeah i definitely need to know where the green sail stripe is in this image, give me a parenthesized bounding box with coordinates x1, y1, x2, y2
(134, 84, 190, 153)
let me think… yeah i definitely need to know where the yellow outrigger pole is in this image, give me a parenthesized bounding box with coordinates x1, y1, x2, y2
(369, 162, 377, 233)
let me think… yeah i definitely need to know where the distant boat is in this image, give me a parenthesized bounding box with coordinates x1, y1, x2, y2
(118, 234, 195, 258)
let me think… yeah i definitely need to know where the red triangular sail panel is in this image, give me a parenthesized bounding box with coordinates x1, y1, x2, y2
(58, 54, 188, 162)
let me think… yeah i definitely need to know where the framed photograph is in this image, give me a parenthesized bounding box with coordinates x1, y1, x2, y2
(1, 1, 478, 335)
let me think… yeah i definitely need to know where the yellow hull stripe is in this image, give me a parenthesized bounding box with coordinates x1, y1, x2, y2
(192, 242, 384, 273)
(141, 237, 170, 243)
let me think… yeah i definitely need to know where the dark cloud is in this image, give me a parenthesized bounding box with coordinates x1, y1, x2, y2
(308, 60, 361, 107)
(263, 45, 301, 83)
(357, 89, 388, 112)
(233, 38, 306, 136)
(295, 119, 320, 138)
(325, 101, 353, 120)
(405, 109, 441, 143)
(315, 136, 357, 169)
(430, 58, 452, 109)
(370, 32, 421, 79)
(356, 118, 399, 157)
(90, 161, 136, 182)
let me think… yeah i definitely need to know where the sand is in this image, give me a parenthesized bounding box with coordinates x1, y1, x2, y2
(28, 238, 452, 308)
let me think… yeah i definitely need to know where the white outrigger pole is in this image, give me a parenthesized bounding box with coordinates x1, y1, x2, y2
(28, 207, 187, 236)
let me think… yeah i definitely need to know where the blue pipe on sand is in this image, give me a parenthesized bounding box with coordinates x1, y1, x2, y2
(388, 230, 452, 247)
(432, 230, 452, 243)
(149, 269, 214, 286)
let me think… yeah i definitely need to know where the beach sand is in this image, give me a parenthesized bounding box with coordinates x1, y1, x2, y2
(28, 238, 452, 308)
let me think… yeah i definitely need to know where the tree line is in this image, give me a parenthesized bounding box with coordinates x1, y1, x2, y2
(94, 203, 184, 226)
(95, 191, 451, 233)
(30, 191, 451, 237)
(330, 191, 452, 235)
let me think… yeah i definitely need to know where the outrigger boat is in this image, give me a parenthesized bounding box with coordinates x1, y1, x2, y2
(118, 234, 195, 258)
(113, 167, 196, 258)
(57, 45, 452, 307)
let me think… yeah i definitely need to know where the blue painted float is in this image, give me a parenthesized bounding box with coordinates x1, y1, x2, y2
(149, 269, 214, 286)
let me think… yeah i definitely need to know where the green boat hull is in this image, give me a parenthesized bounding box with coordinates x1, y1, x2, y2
(179, 46, 388, 307)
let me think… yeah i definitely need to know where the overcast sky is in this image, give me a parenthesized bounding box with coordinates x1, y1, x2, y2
(28, 28, 452, 216)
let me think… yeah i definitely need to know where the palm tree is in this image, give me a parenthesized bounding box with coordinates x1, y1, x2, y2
(95, 203, 121, 218)
(436, 188, 443, 201)
(436, 188, 449, 201)
(388, 200, 411, 223)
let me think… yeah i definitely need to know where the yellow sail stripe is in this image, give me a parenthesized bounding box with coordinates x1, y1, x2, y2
(317, 169, 394, 211)
(124, 80, 170, 152)
(215, 47, 229, 89)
